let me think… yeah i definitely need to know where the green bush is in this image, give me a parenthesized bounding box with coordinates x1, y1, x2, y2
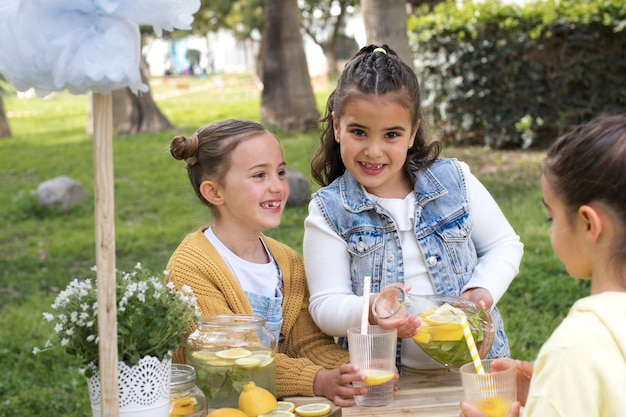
(409, 0, 626, 148)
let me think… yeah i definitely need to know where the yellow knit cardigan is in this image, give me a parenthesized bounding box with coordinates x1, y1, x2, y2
(166, 228, 350, 398)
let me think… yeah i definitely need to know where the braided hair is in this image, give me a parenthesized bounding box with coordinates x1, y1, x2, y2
(311, 44, 441, 187)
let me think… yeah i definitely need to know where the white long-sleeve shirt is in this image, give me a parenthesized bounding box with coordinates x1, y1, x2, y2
(303, 162, 523, 368)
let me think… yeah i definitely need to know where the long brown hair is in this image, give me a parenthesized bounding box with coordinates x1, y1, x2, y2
(310, 44, 441, 187)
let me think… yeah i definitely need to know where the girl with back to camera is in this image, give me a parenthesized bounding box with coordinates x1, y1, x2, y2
(303, 45, 524, 373)
(461, 114, 626, 417)
(167, 119, 366, 405)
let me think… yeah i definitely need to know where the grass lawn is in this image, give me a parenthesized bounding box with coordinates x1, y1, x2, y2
(0, 74, 590, 416)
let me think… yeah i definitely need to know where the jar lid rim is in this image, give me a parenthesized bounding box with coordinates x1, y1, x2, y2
(197, 314, 268, 327)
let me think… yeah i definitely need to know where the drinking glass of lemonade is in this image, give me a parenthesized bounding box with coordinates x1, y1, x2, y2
(347, 325, 397, 407)
(460, 359, 517, 417)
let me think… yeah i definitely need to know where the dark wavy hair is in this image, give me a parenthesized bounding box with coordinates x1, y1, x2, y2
(310, 44, 441, 187)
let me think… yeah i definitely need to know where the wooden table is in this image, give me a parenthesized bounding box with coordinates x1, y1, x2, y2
(284, 372, 463, 417)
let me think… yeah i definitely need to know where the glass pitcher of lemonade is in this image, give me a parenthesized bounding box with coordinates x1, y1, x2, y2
(186, 315, 276, 408)
(373, 286, 494, 368)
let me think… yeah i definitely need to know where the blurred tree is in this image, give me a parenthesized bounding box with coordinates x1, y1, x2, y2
(361, 0, 412, 64)
(300, 0, 359, 74)
(0, 97, 9, 138)
(261, 0, 320, 131)
(0, 75, 11, 138)
(192, 0, 265, 75)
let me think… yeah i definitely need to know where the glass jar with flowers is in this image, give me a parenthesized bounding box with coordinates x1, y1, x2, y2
(34, 263, 199, 417)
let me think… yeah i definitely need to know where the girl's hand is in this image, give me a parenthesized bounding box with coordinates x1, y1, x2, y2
(488, 358, 533, 406)
(313, 363, 365, 407)
(460, 287, 493, 310)
(376, 313, 420, 339)
(372, 283, 419, 338)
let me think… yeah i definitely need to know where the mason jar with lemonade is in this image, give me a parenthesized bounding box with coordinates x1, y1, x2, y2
(186, 315, 276, 408)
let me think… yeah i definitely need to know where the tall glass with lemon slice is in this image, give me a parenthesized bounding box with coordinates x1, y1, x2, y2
(347, 325, 397, 407)
(187, 315, 276, 408)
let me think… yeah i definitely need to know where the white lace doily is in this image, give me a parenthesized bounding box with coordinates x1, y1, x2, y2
(88, 356, 171, 410)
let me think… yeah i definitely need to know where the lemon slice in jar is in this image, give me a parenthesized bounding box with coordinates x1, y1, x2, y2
(215, 347, 252, 359)
(235, 357, 262, 368)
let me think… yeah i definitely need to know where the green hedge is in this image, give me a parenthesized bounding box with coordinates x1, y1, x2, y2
(409, 0, 626, 148)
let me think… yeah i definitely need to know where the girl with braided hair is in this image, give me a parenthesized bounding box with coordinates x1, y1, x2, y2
(304, 45, 523, 373)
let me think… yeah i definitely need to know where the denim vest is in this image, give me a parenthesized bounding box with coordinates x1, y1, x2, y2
(311, 158, 509, 362)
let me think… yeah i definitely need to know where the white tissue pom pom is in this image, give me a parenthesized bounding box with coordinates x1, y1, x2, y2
(111, 0, 201, 36)
(0, 0, 198, 95)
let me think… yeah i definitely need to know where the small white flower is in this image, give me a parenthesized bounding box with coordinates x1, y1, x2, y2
(32, 347, 40, 355)
(42, 312, 54, 322)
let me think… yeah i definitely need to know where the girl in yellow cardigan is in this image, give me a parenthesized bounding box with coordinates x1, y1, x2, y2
(167, 119, 368, 406)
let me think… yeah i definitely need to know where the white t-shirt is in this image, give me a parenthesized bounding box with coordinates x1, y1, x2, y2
(204, 227, 277, 297)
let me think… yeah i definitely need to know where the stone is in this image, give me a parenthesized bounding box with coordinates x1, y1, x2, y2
(286, 167, 310, 206)
(37, 175, 88, 211)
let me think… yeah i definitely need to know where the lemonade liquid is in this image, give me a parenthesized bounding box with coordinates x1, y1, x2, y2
(188, 348, 276, 408)
(475, 396, 510, 417)
(354, 370, 394, 407)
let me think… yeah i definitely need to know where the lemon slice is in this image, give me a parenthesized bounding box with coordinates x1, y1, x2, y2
(259, 411, 295, 417)
(363, 369, 394, 386)
(294, 403, 331, 417)
(190, 350, 217, 361)
(235, 357, 262, 368)
(215, 347, 252, 359)
(274, 401, 296, 413)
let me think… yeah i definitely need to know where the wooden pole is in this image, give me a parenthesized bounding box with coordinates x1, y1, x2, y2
(93, 92, 119, 417)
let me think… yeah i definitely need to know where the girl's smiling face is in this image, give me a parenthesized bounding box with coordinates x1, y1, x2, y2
(332, 94, 418, 198)
(206, 132, 289, 235)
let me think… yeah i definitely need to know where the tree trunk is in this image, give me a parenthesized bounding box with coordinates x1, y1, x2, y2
(261, 0, 320, 131)
(0, 95, 10, 138)
(111, 67, 174, 135)
(87, 61, 174, 135)
(360, 0, 413, 66)
(323, 47, 339, 74)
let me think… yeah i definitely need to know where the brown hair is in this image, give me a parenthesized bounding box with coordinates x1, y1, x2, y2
(310, 44, 441, 187)
(170, 119, 270, 209)
(543, 114, 626, 266)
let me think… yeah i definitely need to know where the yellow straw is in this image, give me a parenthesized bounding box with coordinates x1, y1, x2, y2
(460, 313, 485, 374)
